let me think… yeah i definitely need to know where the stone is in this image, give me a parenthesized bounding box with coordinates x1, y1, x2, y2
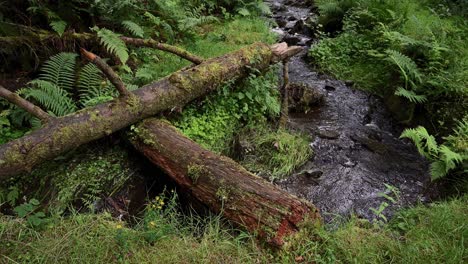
(288, 82, 326, 113)
(316, 128, 340, 139)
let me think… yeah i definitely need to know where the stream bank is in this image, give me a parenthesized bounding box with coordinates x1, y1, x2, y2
(267, 0, 436, 221)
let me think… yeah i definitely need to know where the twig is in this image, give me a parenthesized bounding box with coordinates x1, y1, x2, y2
(80, 48, 131, 97)
(120, 37, 204, 65)
(0, 85, 51, 122)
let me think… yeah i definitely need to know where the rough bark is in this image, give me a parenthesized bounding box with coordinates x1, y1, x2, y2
(0, 43, 275, 179)
(0, 85, 51, 123)
(130, 118, 321, 246)
(80, 48, 131, 97)
(0, 32, 203, 65)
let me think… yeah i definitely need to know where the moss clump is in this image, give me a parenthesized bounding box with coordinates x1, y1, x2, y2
(187, 163, 208, 184)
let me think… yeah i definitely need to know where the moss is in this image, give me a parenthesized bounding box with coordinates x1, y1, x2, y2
(187, 163, 207, 184)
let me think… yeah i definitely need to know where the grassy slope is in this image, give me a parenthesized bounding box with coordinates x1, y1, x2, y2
(1, 195, 466, 263)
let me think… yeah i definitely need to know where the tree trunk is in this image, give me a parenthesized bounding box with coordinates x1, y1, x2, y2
(0, 43, 275, 179)
(130, 118, 321, 246)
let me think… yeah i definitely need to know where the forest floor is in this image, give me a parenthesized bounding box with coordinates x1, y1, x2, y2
(0, 1, 467, 263)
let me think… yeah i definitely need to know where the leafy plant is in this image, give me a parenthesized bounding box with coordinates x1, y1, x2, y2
(401, 123, 466, 180)
(93, 27, 129, 64)
(13, 199, 47, 228)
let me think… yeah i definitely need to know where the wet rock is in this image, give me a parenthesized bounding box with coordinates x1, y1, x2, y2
(343, 159, 357, 168)
(282, 35, 301, 45)
(276, 18, 287, 28)
(289, 82, 325, 113)
(324, 85, 336, 91)
(304, 169, 323, 178)
(289, 20, 305, 34)
(271, 3, 287, 12)
(288, 16, 298, 21)
(316, 128, 340, 139)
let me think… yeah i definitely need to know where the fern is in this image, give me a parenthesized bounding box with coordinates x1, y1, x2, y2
(122, 20, 144, 38)
(400, 126, 438, 158)
(78, 63, 106, 107)
(39, 52, 77, 91)
(18, 80, 77, 116)
(401, 125, 466, 180)
(386, 49, 422, 85)
(394, 87, 427, 103)
(50, 20, 67, 36)
(93, 27, 129, 64)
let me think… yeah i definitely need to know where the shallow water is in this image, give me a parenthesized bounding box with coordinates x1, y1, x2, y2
(267, 0, 434, 221)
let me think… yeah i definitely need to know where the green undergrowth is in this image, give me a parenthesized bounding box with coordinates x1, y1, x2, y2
(0, 145, 135, 217)
(238, 123, 313, 180)
(1, 192, 466, 263)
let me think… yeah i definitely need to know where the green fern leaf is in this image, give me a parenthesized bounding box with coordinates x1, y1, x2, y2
(386, 49, 422, 85)
(20, 80, 77, 116)
(93, 27, 129, 64)
(400, 126, 438, 158)
(78, 63, 105, 107)
(50, 20, 67, 36)
(438, 145, 463, 171)
(122, 21, 144, 38)
(39, 52, 77, 91)
(430, 160, 447, 180)
(394, 87, 427, 103)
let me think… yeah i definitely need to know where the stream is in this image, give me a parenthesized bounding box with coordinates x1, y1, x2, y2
(267, 0, 435, 221)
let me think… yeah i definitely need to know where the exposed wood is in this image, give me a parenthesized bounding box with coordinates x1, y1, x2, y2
(130, 118, 321, 246)
(80, 48, 131, 97)
(0, 42, 288, 180)
(0, 85, 51, 122)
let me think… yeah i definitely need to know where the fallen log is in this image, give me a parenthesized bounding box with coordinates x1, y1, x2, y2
(0, 43, 272, 178)
(0, 42, 301, 179)
(130, 118, 321, 246)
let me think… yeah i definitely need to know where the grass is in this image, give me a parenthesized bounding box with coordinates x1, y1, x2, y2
(1, 194, 466, 263)
(239, 123, 313, 180)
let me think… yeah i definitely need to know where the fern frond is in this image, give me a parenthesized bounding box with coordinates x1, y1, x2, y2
(430, 160, 447, 180)
(78, 63, 105, 107)
(20, 80, 77, 116)
(394, 87, 427, 103)
(93, 27, 129, 64)
(50, 20, 67, 36)
(400, 126, 438, 158)
(39, 52, 77, 91)
(438, 145, 463, 171)
(122, 21, 144, 38)
(386, 49, 422, 84)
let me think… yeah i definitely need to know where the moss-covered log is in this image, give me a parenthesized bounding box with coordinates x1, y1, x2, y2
(0, 43, 278, 179)
(130, 118, 321, 246)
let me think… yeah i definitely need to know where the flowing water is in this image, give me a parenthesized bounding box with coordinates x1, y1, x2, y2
(267, 0, 435, 221)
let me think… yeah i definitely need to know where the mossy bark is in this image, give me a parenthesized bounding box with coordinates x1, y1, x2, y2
(0, 43, 275, 179)
(130, 119, 321, 246)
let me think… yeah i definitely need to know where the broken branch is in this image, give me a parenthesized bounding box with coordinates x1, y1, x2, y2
(0, 85, 51, 122)
(80, 48, 131, 97)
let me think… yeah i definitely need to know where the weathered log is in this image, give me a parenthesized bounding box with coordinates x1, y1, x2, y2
(130, 118, 321, 246)
(0, 43, 275, 179)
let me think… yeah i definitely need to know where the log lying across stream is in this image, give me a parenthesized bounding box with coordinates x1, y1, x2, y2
(0, 43, 277, 179)
(131, 118, 321, 246)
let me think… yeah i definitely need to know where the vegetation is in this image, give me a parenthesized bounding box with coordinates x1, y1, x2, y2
(309, 0, 467, 180)
(1, 191, 466, 263)
(0, 0, 466, 263)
